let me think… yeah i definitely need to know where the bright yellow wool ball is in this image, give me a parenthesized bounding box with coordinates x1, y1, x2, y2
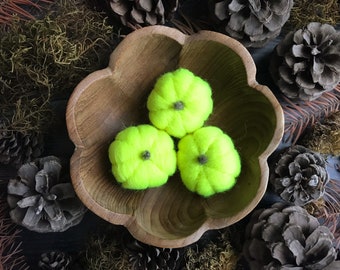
(108, 124, 177, 190)
(147, 68, 213, 138)
(177, 126, 241, 197)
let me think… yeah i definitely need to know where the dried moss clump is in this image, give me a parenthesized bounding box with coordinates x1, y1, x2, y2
(289, 0, 340, 29)
(185, 229, 238, 270)
(78, 224, 131, 270)
(301, 111, 340, 155)
(0, 0, 118, 136)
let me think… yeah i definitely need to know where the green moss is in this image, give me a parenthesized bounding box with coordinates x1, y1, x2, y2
(0, 0, 119, 134)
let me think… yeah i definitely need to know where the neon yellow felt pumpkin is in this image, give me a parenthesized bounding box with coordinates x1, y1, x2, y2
(177, 126, 241, 197)
(108, 124, 177, 190)
(147, 68, 213, 138)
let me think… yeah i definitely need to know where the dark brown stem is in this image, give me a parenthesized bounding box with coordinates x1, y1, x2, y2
(141, 150, 151, 160)
(197, 154, 208, 165)
(173, 101, 184, 110)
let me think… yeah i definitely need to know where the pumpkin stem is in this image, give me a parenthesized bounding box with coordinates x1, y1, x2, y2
(141, 150, 151, 160)
(173, 101, 184, 110)
(197, 154, 208, 165)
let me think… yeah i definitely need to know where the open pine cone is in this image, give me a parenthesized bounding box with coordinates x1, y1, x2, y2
(108, 0, 179, 29)
(270, 22, 340, 101)
(243, 202, 339, 270)
(126, 238, 184, 269)
(209, 0, 293, 47)
(270, 145, 329, 206)
(0, 127, 44, 168)
(7, 156, 86, 233)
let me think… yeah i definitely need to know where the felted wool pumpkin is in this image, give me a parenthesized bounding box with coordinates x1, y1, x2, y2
(177, 126, 241, 197)
(108, 124, 177, 190)
(147, 68, 213, 138)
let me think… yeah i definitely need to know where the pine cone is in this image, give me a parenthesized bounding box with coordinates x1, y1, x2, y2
(0, 128, 44, 168)
(270, 145, 329, 206)
(38, 251, 71, 270)
(271, 22, 340, 101)
(210, 0, 293, 47)
(126, 238, 183, 270)
(108, 0, 179, 29)
(243, 202, 338, 270)
(7, 156, 86, 233)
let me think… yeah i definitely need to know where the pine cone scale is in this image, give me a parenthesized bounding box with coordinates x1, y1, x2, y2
(228, 0, 244, 12)
(49, 183, 76, 199)
(138, 0, 153, 12)
(244, 14, 264, 36)
(228, 12, 247, 32)
(271, 241, 295, 265)
(7, 179, 30, 196)
(110, 1, 129, 15)
(22, 206, 41, 226)
(16, 195, 39, 208)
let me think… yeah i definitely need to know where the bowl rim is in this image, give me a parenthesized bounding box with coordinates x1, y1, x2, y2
(66, 25, 284, 248)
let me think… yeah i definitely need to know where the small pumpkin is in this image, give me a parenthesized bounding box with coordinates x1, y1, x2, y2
(108, 124, 177, 190)
(147, 68, 213, 138)
(177, 126, 241, 197)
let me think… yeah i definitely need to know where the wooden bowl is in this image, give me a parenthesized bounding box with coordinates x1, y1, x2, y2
(66, 26, 284, 248)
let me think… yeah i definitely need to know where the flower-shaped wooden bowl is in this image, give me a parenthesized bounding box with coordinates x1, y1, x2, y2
(66, 26, 284, 248)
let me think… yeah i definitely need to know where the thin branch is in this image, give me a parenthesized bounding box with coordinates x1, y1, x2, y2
(281, 85, 340, 144)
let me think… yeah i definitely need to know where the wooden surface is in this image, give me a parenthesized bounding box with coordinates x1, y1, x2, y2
(66, 26, 284, 248)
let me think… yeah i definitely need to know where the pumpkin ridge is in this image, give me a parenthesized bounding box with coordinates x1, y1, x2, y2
(117, 161, 139, 185)
(204, 166, 234, 193)
(150, 148, 173, 174)
(192, 131, 219, 154)
(150, 91, 173, 111)
(198, 167, 216, 195)
(110, 141, 136, 164)
(172, 68, 195, 98)
(142, 162, 165, 188)
(198, 157, 230, 181)
(154, 72, 177, 101)
(174, 72, 195, 102)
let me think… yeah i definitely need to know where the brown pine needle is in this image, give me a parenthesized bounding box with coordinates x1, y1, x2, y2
(0, 0, 53, 25)
(282, 85, 340, 144)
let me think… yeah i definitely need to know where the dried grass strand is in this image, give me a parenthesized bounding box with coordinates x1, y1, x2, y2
(0, 192, 28, 270)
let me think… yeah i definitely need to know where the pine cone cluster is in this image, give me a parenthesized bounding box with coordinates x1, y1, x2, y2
(270, 145, 329, 206)
(271, 22, 340, 101)
(7, 156, 86, 233)
(38, 251, 71, 270)
(210, 0, 293, 47)
(108, 0, 179, 29)
(0, 127, 44, 168)
(126, 238, 183, 269)
(243, 203, 339, 269)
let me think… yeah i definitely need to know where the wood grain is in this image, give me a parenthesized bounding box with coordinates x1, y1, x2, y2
(66, 26, 284, 248)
